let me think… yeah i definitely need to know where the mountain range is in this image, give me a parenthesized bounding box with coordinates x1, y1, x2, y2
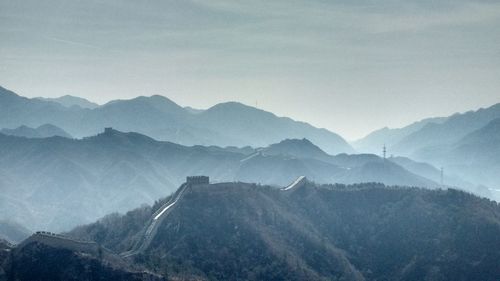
(0, 86, 353, 155)
(0, 124, 72, 139)
(6, 181, 499, 280)
(416, 117, 500, 189)
(1, 84, 499, 280)
(0, 128, 464, 233)
(354, 103, 500, 190)
(40, 181, 500, 280)
(36, 95, 99, 109)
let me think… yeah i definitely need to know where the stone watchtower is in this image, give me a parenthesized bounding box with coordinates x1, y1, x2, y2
(186, 176, 209, 185)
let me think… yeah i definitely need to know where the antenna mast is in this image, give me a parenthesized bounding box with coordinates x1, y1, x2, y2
(440, 167, 444, 186)
(383, 144, 386, 160)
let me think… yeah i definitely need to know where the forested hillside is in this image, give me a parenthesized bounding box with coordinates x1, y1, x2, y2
(68, 182, 500, 281)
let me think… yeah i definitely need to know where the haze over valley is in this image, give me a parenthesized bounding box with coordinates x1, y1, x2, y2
(0, 84, 499, 280)
(0, 85, 498, 232)
(1, 1, 500, 280)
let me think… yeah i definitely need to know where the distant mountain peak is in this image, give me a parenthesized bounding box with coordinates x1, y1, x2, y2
(104, 95, 187, 117)
(0, 86, 353, 154)
(208, 101, 259, 111)
(36, 95, 99, 109)
(0, 124, 72, 139)
(264, 138, 330, 160)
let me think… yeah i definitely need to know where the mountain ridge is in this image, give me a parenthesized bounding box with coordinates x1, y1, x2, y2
(1, 124, 72, 139)
(0, 129, 449, 232)
(0, 86, 353, 154)
(36, 95, 99, 109)
(66, 181, 500, 281)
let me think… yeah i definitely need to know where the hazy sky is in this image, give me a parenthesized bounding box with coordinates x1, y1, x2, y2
(1, 0, 499, 140)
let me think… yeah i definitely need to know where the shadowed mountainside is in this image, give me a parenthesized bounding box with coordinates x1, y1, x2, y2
(0, 233, 163, 281)
(68, 181, 500, 281)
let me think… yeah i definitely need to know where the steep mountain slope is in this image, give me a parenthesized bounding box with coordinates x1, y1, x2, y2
(0, 86, 82, 132)
(417, 118, 500, 190)
(353, 116, 448, 154)
(0, 129, 240, 232)
(1, 124, 72, 138)
(454, 117, 500, 156)
(353, 103, 500, 193)
(0, 233, 163, 281)
(392, 103, 500, 157)
(69, 181, 500, 281)
(0, 130, 442, 232)
(194, 102, 353, 154)
(354, 103, 500, 158)
(36, 95, 99, 109)
(0, 86, 353, 154)
(262, 138, 332, 162)
(258, 139, 443, 190)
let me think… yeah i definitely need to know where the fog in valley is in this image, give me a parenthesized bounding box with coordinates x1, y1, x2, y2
(1, 1, 500, 280)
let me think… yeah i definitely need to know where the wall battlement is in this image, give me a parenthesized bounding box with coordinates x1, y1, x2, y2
(186, 176, 209, 185)
(21, 232, 100, 255)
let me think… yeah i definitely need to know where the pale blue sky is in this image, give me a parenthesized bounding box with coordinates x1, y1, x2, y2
(1, 0, 500, 140)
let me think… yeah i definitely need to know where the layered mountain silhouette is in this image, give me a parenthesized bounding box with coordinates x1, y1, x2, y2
(416, 118, 500, 190)
(0, 129, 448, 232)
(0, 124, 72, 138)
(0, 86, 352, 154)
(352, 116, 448, 153)
(261, 138, 332, 161)
(36, 95, 99, 109)
(0, 220, 31, 244)
(354, 103, 500, 190)
(355, 103, 500, 157)
(392, 104, 500, 157)
(64, 181, 500, 281)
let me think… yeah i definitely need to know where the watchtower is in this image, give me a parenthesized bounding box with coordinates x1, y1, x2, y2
(104, 127, 113, 133)
(186, 176, 209, 185)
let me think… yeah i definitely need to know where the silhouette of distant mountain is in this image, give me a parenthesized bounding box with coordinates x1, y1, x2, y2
(415, 118, 500, 191)
(354, 103, 500, 157)
(0, 130, 441, 232)
(36, 95, 99, 109)
(392, 103, 500, 157)
(387, 156, 488, 196)
(353, 116, 448, 154)
(456, 117, 500, 149)
(1, 124, 72, 138)
(354, 103, 500, 193)
(0, 86, 353, 154)
(261, 138, 332, 161)
(0, 220, 31, 244)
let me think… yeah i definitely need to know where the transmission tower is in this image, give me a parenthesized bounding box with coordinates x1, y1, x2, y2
(440, 167, 444, 186)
